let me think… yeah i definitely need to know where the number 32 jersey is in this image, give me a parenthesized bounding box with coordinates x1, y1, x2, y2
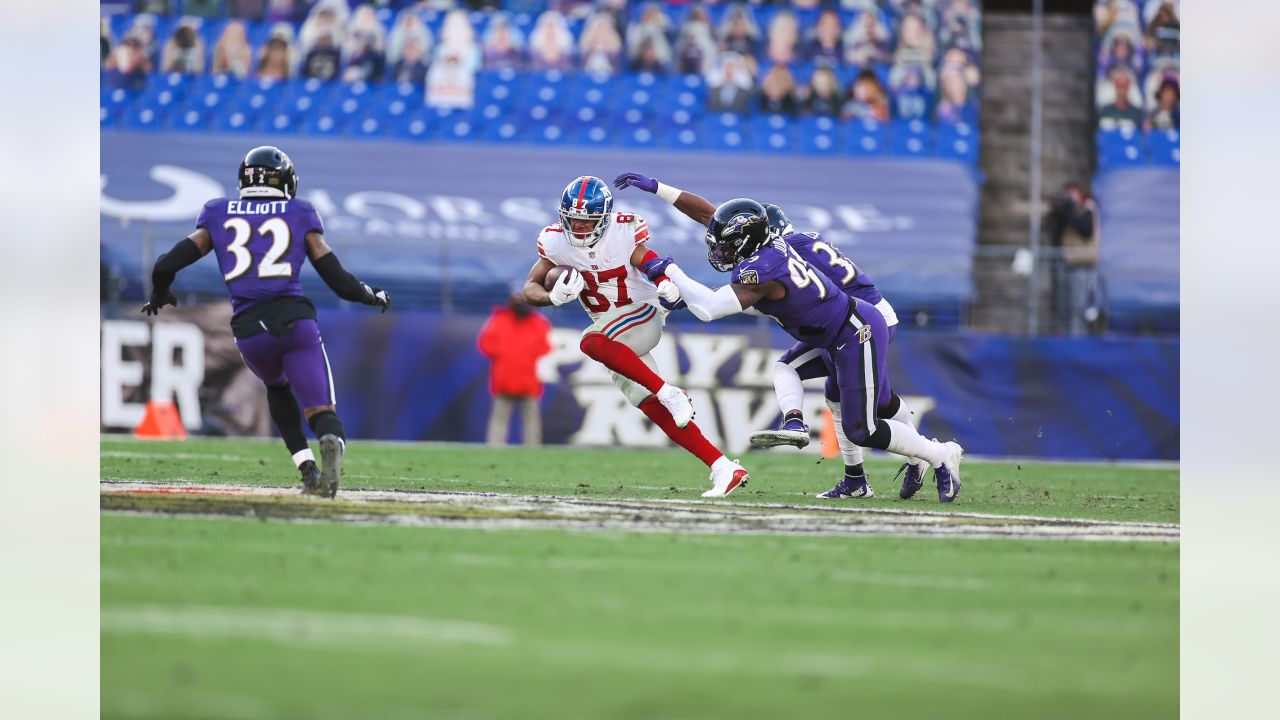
(536, 210, 659, 319)
(732, 239, 851, 349)
(197, 197, 323, 313)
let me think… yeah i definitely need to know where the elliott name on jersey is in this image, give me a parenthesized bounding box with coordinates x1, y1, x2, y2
(536, 211, 659, 318)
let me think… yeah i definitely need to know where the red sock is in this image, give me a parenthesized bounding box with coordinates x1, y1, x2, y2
(580, 333, 664, 394)
(640, 397, 724, 468)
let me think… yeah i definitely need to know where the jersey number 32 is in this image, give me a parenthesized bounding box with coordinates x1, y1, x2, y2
(222, 217, 293, 281)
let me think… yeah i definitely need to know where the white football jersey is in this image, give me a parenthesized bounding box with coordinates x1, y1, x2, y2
(537, 210, 659, 319)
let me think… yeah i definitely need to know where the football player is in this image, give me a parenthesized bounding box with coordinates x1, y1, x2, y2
(614, 172, 930, 500)
(141, 146, 391, 498)
(641, 199, 963, 503)
(522, 176, 750, 498)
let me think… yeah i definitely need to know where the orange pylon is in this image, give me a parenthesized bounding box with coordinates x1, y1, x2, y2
(819, 407, 839, 459)
(133, 400, 188, 440)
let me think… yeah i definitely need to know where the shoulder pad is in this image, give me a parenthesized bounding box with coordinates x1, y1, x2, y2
(733, 245, 788, 285)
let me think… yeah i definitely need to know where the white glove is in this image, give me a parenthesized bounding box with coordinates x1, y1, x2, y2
(549, 268, 586, 306)
(656, 278, 681, 304)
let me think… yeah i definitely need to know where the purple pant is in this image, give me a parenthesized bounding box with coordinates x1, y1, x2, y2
(780, 325, 897, 382)
(234, 319, 335, 409)
(822, 300, 893, 445)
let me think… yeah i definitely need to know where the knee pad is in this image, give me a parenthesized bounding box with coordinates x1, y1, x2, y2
(579, 332, 607, 359)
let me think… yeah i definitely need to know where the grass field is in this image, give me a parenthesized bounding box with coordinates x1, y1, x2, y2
(101, 436, 1179, 719)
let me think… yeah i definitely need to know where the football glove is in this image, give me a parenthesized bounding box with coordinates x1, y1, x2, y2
(613, 172, 658, 194)
(656, 278, 681, 304)
(549, 268, 585, 306)
(141, 290, 178, 316)
(639, 255, 674, 282)
(364, 284, 391, 313)
(660, 297, 688, 312)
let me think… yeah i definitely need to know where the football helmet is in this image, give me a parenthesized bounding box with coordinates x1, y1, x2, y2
(559, 176, 614, 248)
(705, 198, 769, 272)
(239, 145, 297, 199)
(763, 203, 794, 242)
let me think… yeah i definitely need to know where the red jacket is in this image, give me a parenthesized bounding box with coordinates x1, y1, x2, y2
(476, 307, 553, 398)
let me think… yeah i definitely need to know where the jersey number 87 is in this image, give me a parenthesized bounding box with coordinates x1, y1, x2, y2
(579, 266, 632, 312)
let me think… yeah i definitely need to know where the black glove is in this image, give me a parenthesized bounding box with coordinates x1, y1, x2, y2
(141, 290, 177, 316)
(366, 284, 391, 313)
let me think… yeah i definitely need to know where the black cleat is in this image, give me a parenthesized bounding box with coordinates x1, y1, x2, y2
(317, 434, 344, 499)
(299, 459, 323, 495)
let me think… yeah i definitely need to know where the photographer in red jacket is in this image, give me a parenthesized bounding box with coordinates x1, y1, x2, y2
(477, 286, 553, 446)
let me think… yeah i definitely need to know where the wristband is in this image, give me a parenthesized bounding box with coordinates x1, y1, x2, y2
(655, 182, 681, 205)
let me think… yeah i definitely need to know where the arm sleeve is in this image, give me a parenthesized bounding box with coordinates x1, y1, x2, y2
(665, 264, 744, 322)
(311, 252, 377, 304)
(151, 238, 204, 295)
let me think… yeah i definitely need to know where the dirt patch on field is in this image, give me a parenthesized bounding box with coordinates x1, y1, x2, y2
(100, 481, 1179, 542)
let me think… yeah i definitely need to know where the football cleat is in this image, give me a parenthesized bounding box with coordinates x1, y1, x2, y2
(749, 416, 811, 449)
(934, 441, 964, 503)
(656, 384, 695, 428)
(816, 475, 874, 499)
(703, 459, 749, 498)
(894, 461, 928, 500)
(299, 459, 322, 495)
(310, 434, 344, 499)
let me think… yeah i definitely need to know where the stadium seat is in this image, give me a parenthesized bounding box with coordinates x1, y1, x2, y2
(530, 123, 568, 145)
(1098, 128, 1147, 169)
(665, 127, 705, 150)
(340, 80, 375, 102)
(615, 107, 652, 129)
(484, 119, 524, 144)
(568, 105, 607, 129)
(573, 125, 614, 148)
(235, 90, 276, 116)
(750, 115, 797, 154)
(100, 105, 118, 129)
(708, 126, 749, 152)
(266, 111, 299, 135)
(663, 107, 696, 129)
(123, 106, 164, 131)
(890, 132, 931, 158)
(799, 117, 840, 154)
(101, 87, 136, 112)
(620, 126, 659, 149)
(214, 110, 254, 133)
(349, 115, 387, 139)
(935, 133, 978, 163)
(304, 113, 343, 137)
(1147, 129, 1180, 167)
(845, 119, 887, 156)
(391, 111, 431, 141)
(146, 72, 191, 100)
(195, 73, 239, 96)
(441, 116, 479, 142)
(169, 108, 209, 133)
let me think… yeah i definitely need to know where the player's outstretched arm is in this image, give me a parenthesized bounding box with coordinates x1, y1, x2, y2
(304, 232, 391, 312)
(142, 228, 212, 316)
(631, 244, 682, 307)
(613, 173, 716, 226)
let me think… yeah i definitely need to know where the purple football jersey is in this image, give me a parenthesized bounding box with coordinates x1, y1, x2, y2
(196, 197, 324, 313)
(732, 239, 851, 348)
(784, 231, 884, 306)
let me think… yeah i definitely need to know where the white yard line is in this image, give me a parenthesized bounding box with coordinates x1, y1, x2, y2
(101, 480, 1180, 542)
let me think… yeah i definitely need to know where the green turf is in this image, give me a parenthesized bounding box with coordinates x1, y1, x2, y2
(102, 514, 1177, 720)
(101, 436, 1180, 523)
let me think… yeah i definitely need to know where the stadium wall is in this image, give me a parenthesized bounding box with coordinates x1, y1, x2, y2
(101, 305, 1178, 461)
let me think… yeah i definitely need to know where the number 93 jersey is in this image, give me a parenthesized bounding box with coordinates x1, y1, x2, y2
(536, 210, 659, 319)
(733, 239, 851, 349)
(197, 197, 323, 313)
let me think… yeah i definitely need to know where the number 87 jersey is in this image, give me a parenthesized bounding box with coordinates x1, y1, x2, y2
(197, 196, 323, 313)
(536, 210, 659, 318)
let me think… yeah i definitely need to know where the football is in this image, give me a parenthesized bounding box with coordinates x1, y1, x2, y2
(543, 265, 577, 291)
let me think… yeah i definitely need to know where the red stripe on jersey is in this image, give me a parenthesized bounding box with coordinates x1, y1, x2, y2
(544, 225, 563, 233)
(634, 225, 650, 244)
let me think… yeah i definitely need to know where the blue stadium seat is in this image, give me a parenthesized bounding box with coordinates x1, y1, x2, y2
(283, 94, 320, 117)
(890, 131, 931, 158)
(101, 87, 136, 112)
(707, 126, 749, 152)
(521, 103, 560, 126)
(123, 106, 165, 131)
(1147, 129, 1180, 167)
(340, 80, 376, 102)
(349, 115, 388, 139)
(100, 105, 118, 129)
(441, 116, 479, 142)
(799, 117, 840, 154)
(568, 105, 608, 129)
(302, 113, 343, 137)
(146, 72, 192, 100)
(620, 126, 659, 149)
(752, 126, 798, 154)
(142, 88, 183, 112)
(242, 76, 285, 100)
(265, 111, 299, 135)
(1098, 127, 1146, 169)
(662, 107, 696, 129)
(391, 111, 431, 141)
(376, 95, 415, 121)
(845, 119, 887, 156)
(935, 127, 978, 163)
(214, 110, 254, 133)
(196, 73, 240, 96)
(665, 127, 705, 150)
(235, 90, 276, 116)
(483, 118, 524, 144)
(530, 123, 568, 145)
(573, 125, 614, 148)
(615, 106, 652, 129)
(383, 80, 423, 104)
(478, 79, 519, 108)
(169, 108, 209, 133)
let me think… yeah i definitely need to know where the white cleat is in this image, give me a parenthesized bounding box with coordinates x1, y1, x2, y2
(935, 440, 964, 504)
(703, 459, 749, 498)
(656, 384, 695, 428)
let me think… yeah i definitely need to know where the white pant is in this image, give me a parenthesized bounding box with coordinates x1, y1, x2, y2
(583, 302, 667, 407)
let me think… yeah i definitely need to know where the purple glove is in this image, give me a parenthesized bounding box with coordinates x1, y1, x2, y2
(660, 297, 688, 312)
(640, 255, 674, 282)
(613, 172, 658, 194)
